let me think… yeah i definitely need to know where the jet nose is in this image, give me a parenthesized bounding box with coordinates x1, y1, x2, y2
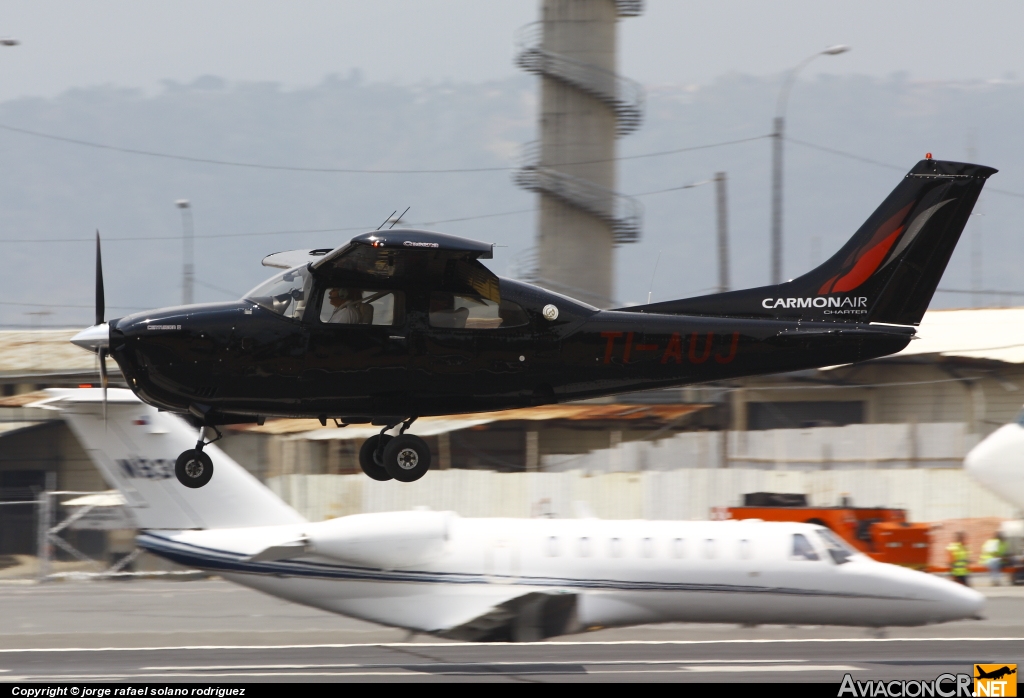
(70, 322, 109, 351)
(945, 580, 985, 621)
(923, 572, 985, 622)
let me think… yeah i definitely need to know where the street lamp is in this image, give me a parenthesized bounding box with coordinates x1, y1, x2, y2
(176, 199, 193, 305)
(770, 45, 850, 284)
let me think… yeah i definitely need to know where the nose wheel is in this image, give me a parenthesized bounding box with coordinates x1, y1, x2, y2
(357, 419, 430, 482)
(175, 450, 214, 488)
(175, 425, 221, 488)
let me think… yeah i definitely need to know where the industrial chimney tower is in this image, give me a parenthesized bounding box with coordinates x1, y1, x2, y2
(515, 0, 644, 307)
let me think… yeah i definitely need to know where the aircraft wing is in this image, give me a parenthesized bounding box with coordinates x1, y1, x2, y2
(262, 248, 334, 269)
(436, 591, 579, 642)
(309, 228, 500, 302)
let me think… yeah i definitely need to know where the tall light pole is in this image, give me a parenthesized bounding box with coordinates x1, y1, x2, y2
(176, 200, 193, 305)
(715, 172, 729, 294)
(770, 45, 850, 285)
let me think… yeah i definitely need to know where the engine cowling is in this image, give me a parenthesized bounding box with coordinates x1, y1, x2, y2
(305, 510, 452, 570)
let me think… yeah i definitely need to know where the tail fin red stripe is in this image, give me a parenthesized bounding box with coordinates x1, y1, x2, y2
(831, 225, 904, 293)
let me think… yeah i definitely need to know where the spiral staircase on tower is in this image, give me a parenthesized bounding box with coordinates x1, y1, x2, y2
(512, 0, 645, 282)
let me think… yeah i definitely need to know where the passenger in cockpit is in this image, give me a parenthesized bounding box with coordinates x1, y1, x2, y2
(324, 288, 373, 324)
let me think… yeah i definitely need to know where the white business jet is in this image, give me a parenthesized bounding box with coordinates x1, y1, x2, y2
(39, 389, 982, 641)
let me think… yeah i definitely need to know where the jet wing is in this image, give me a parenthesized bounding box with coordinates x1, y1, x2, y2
(437, 591, 579, 642)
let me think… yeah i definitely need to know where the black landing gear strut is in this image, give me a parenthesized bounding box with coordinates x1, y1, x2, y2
(175, 425, 222, 488)
(358, 418, 431, 483)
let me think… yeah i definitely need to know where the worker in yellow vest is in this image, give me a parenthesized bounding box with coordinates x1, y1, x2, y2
(947, 532, 970, 586)
(981, 532, 1008, 586)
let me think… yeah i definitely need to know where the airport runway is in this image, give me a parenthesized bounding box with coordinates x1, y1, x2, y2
(0, 579, 1021, 682)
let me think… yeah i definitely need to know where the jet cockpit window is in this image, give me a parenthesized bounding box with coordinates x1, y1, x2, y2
(791, 533, 820, 561)
(816, 528, 855, 565)
(1016, 408, 1024, 427)
(244, 265, 314, 320)
(429, 292, 528, 330)
(320, 288, 402, 326)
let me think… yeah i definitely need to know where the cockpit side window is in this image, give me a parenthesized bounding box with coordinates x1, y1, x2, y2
(429, 292, 528, 329)
(244, 265, 313, 320)
(319, 288, 403, 326)
(816, 528, 855, 565)
(1016, 408, 1024, 427)
(791, 533, 820, 561)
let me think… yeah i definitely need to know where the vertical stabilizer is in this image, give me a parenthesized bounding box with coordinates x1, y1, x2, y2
(632, 159, 997, 325)
(38, 389, 304, 529)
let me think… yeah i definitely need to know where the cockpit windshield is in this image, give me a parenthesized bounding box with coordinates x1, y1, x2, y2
(244, 265, 313, 319)
(816, 528, 856, 565)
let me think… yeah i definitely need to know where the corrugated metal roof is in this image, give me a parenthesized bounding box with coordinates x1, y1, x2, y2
(236, 403, 710, 439)
(890, 307, 1024, 364)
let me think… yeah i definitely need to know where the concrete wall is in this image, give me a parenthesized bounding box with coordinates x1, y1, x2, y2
(544, 422, 979, 472)
(268, 467, 1016, 525)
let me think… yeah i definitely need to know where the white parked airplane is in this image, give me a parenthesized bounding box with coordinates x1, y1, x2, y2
(38, 388, 983, 641)
(965, 412, 1024, 511)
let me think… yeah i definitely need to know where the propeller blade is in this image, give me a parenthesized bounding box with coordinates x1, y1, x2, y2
(98, 347, 108, 421)
(95, 231, 105, 327)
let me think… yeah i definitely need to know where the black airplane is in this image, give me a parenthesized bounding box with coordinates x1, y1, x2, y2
(72, 158, 994, 488)
(976, 666, 1016, 681)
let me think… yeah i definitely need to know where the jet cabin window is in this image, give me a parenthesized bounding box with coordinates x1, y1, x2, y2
(429, 292, 528, 330)
(320, 288, 402, 326)
(245, 266, 314, 320)
(792, 533, 820, 561)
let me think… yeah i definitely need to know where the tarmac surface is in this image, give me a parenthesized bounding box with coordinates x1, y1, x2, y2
(0, 578, 1021, 682)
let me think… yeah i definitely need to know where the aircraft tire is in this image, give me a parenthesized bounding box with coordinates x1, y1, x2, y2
(383, 434, 431, 483)
(359, 435, 394, 481)
(175, 450, 214, 488)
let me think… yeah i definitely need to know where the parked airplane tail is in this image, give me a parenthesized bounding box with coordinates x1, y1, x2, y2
(34, 388, 305, 530)
(634, 159, 997, 326)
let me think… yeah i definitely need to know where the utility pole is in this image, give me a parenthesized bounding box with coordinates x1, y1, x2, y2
(770, 45, 851, 285)
(715, 172, 730, 294)
(176, 200, 193, 305)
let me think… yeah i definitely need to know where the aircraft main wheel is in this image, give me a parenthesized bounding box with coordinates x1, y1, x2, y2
(383, 434, 431, 483)
(175, 450, 214, 488)
(358, 435, 394, 481)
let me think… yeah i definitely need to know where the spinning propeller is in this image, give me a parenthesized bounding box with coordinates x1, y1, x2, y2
(71, 232, 111, 417)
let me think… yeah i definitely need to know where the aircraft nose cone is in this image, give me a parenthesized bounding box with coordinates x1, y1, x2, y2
(946, 581, 985, 620)
(70, 322, 109, 351)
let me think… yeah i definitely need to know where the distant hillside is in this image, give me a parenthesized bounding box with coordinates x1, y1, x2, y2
(0, 72, 1022, 327)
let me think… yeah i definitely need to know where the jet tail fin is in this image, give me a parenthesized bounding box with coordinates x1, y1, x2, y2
(633, 159, 996, 326)
(38, 388, 305, 530)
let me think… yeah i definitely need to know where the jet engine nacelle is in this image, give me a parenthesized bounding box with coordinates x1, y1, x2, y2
(305, 510, 452, 570)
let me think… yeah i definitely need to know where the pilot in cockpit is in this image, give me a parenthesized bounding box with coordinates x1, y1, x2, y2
(324, 288, 373, 324)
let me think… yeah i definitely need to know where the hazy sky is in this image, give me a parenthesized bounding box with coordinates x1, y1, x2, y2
(1, 0, 1023, 101)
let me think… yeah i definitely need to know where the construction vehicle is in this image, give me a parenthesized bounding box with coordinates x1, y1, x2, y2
(724, 493, 931, 569)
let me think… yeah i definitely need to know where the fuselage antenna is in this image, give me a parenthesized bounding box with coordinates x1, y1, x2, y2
(647, 250, 663, 305)
(376, 210, 397, 231)
(389, 207, 411, 229)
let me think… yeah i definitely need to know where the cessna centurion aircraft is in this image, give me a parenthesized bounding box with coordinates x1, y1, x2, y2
(42, 388, 984, 640)
(71, 158, 994, 487)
